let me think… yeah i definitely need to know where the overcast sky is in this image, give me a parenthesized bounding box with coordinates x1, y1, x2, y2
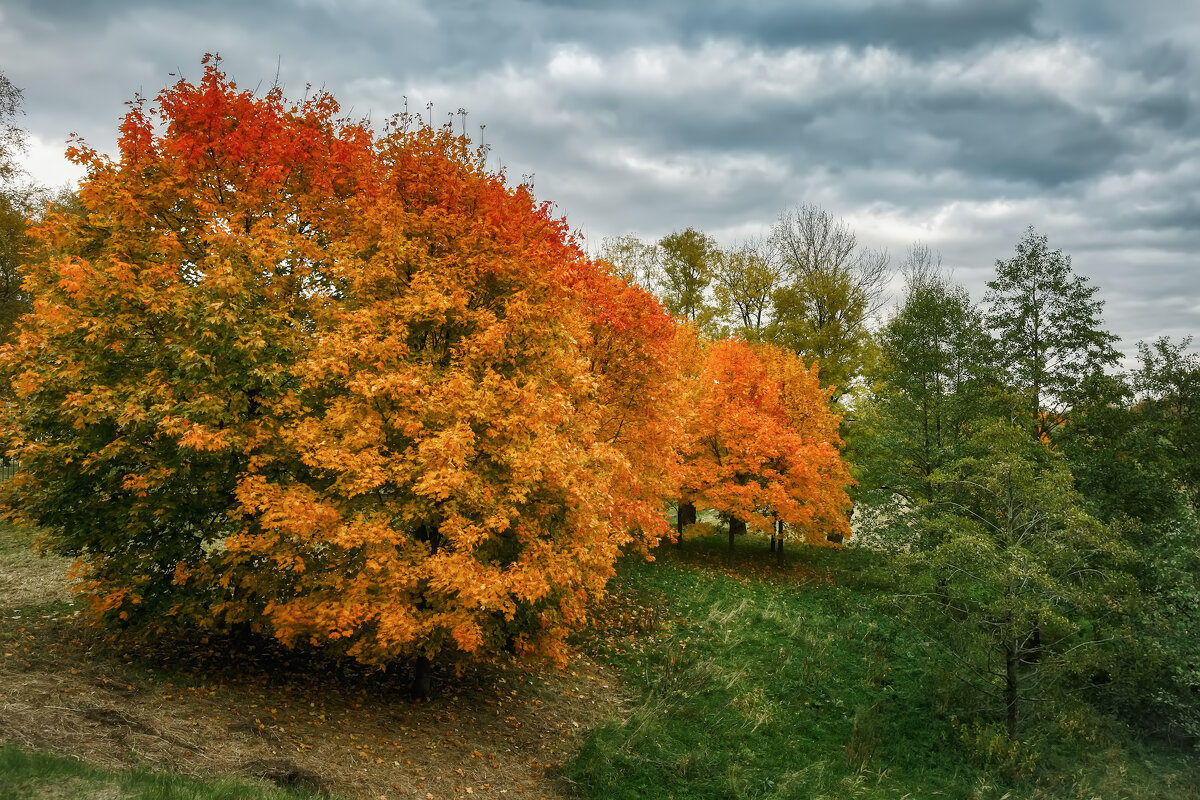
(2, 0, 1198, 356)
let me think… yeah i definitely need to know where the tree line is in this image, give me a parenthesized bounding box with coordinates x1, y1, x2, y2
(597, 205, 887, 404)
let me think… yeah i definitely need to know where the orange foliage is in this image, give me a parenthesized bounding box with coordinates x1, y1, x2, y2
(1, 57, 681, 669)
(681, 339, 851, 546)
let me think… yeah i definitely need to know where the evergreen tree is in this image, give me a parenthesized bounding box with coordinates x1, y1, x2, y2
(984, 228, 1120, 437)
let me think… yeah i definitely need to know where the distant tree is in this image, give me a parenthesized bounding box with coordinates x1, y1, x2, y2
(984, 228, 1120, 437)
(680, 339, 851, 565)
(657, 227, 718, 332)
(0, 190, 30, 343)
(1133, 336, 1200, 509)
(595, 232, 659, 291)
(0, 69, 25, 185)
(711, 237, 784, 342)
(769, 204, 888, 400)
(0, 70, 34, 346)
(861, 247, 998, 510)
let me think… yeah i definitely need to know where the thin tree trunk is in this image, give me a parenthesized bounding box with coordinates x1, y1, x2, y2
(676, 501, 695, 549)
(727, 517, 745, 566)
(1028, 621, 1042, 663)
(1005, 639, 1019, 740)
(776, 518, 785, 565)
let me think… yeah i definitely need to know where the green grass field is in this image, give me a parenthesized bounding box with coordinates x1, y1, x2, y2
(565, 534, 1200, 800)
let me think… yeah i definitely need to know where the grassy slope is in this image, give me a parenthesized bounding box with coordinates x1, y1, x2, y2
(0, 745, 317, 800)
(565, 534, 1200, 800)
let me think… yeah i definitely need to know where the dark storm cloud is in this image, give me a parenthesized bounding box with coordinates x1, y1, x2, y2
(2, 0, 1199, 351)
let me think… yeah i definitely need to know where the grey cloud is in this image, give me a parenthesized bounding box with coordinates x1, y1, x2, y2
(2, 0, 1199, 350)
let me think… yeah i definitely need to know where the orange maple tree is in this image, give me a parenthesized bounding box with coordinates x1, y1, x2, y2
(0, 58, 680, 678)
(679, 339, 851, 563)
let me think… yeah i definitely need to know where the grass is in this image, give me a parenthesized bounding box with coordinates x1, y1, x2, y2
(565, 532, 1200, 799)
(0, 744, 317, 799)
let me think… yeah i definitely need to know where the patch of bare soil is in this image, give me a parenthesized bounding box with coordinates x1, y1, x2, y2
(0, 530, 631, 800)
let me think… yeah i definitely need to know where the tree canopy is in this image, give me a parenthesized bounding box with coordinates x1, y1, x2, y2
(0, 58, 682, 671)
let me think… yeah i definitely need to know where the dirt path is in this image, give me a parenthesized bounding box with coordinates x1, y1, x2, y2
(0, 532, 629, 800)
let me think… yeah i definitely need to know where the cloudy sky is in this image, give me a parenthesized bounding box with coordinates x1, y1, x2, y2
(2, 0, 1198, 355)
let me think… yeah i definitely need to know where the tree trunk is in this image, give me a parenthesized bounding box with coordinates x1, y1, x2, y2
(412, 655, 432, 700)
(676, 501, 696, 549)
(1005, 639, 1019, 740)
(769, 535, 776, 553)
(417, 520, 441, 555)
(727, 517, 745, 566)
(776, 519, 785, 565)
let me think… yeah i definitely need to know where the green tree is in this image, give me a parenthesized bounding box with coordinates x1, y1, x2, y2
(0, 69, 25, 184)
(1054, 339, 1200, 745)
(657, 227, 718, 331)
(853, 246, 999, 536)
(912, 421, 1131, 742)
(1133, 336, 1200, 509)
(595, 232, 659, 291)
(769, 204, 888, 399)
(983, 228, 1120, 437)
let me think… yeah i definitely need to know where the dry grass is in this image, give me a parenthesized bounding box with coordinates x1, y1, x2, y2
(0, 528, 631, 800)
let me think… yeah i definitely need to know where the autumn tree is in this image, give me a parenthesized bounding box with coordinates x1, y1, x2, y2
(758, 343, 853, 556)
(769, 204, 889, 398)
(680, 339, 851, 565)
(984, 227, 1120, 437)
(571, 259, 689, 551)
(1, 58, 680, 687)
